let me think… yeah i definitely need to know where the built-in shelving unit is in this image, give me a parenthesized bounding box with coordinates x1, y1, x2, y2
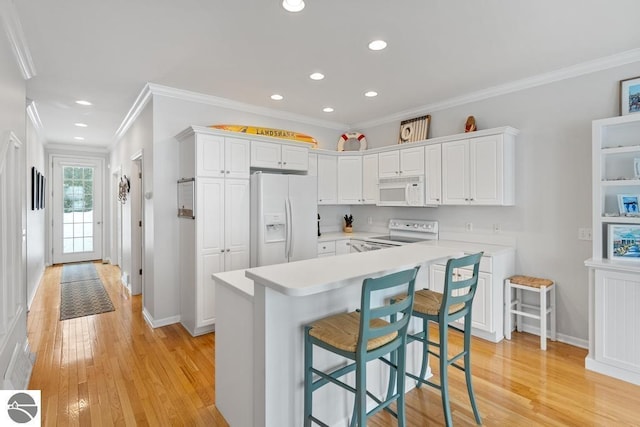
(586, 113, 640, 386)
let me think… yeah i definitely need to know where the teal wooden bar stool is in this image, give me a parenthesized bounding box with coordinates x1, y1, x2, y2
(390, 252, 483, 427)
(303, 267, 419, 427)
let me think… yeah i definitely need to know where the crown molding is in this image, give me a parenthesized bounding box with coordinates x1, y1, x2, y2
(112, 83, 153, 146)
(147, 83, 347, 131)
(0, 0, 36, 80)
(26, 99, 42, 131)
(45, 142, 109, 155)
(351, 48, 640, 130)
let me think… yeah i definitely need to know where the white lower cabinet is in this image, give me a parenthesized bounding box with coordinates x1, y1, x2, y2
(317, 241, 336, 257)
(428, 250, 513, 343)
(586, 267, 640, 384)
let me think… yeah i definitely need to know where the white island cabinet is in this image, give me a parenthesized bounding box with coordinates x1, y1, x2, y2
(213, 244, 463, 427)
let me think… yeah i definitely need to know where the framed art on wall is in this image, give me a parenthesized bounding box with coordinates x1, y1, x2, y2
(620, 75, 640, 115)
(608, 224, 640, 261)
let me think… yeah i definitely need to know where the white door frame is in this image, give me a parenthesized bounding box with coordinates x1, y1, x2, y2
(111, 165, 122, 267)
(50, 154, 105, 264)
(130, 150, 144, 297)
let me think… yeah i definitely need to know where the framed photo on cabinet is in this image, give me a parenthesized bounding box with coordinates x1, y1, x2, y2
(620, 75, 640, 115)
(608, 224, 640, 261)
(617, 194, 640, 215)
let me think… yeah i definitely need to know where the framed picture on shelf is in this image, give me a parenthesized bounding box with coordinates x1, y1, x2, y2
(620, 75, 640, 115)
(635, 158, 640, 179)
(608, 224, 640, 261)
(618, 194, 640, 214)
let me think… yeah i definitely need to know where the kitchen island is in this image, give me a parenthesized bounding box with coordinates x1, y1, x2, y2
(213, 243, 463, 427)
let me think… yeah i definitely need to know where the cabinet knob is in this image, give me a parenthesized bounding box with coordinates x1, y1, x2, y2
(283, 162, 287, 165)
(226, 249, 230, 252)
(220, 170, 224, 173)
(465, 198, 469, 201)
(220, 249, 225, 253)
(436, 198, 440, 201)
(278, 161, 282, 165)
(470, 198, 474, 201)
(226, 170, 230, 174)
(399, 171, 403, 174)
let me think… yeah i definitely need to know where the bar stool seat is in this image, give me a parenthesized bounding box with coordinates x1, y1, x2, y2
(504, 275, 557, 350)
(308, 312, 397, 352)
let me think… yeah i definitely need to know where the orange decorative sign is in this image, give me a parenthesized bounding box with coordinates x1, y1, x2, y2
(209, 124, 318, 147)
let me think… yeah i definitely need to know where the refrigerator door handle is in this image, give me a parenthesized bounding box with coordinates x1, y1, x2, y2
(284, 200, 290, 260)
(287, 198, 293, 259)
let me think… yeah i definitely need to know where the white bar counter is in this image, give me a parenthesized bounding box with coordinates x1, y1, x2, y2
(214, 244, 463, 427)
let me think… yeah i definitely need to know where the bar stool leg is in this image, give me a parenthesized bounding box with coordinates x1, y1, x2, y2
(550, 284, 557, 341)
(540, 286, 547, 351)
(304, 328, 313, 427)
(516, 288, 523, 332)
(504, 280, 512, 340)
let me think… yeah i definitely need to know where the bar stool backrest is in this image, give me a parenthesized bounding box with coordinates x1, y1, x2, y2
(441, 252, 484, 323)
(357, 266, 419, 359)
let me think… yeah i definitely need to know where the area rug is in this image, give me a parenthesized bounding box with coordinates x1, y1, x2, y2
(60, 276, 115, 320)
(61, 262, 100, 283)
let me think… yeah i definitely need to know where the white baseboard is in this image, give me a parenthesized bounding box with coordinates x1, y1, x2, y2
(585, 356, 640, 386)
(142, 308, 180, 329)
(518, 324, 588, 349)
(182, 322, 215, 337)
(27, 266, 45, 310)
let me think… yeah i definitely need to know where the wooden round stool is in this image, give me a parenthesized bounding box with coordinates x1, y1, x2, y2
(504, 275, 556, 350)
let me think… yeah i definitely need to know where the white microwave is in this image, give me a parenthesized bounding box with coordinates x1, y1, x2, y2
(377, 175, 425, 206)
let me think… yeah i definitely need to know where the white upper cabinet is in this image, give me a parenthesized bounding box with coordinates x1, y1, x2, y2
(362, 153, 379, 204)
(251, 140, 308, 171)
(442, 133, 514, 206)
(424, 144, 442, 205)
(317, 154, 337, 204)
(378, 146, 425, 178)
(195, 134, 250, 179)
(338, 156, 363, 204)
(308, 153, 318, 177)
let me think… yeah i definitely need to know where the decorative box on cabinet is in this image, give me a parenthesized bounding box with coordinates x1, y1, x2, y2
(428, 248, 514, 343)
(585, 113, 640, 385)
(441, 132, 516, 206)
(177, 127, 251, 336)
(250, 140, 309, 171)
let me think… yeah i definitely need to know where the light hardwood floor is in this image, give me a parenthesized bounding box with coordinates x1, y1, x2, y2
(28, 263, 640, 426)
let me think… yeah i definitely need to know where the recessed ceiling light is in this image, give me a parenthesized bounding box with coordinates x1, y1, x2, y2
(282, 0, 305, 12)
(75, 100, 92, 106)
(271, 94, 284, 101)
(323, 107, 334, 113)
(74, 136, 85, 141)
(74, 122, 88, 127)
(368, 40, 387, 51)
(364, 91, 378, 97)
(309, 72, 325, 81)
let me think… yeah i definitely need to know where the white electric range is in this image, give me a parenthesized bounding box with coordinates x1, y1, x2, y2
(348, 219, 439, 252)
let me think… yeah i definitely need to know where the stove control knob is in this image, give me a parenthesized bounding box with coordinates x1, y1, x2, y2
(414, 224, 418, 228)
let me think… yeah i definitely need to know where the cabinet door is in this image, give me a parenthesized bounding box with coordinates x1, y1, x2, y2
(199, 178, 224, 253)
(400, 146, 425, 176)
(424, 144, 442, 205)
(282, 145, 309, 171)
(308, 153, 318, 177)
(197, 134, 225, 177)
(317, 155, 337, 204)
(458, 269, 492, 333)
(335, 239, 350, 255)
(429, 264, 446, 293)
(224, 179, 250, 270)
(362, 154, 378, 204)
(251, 141, 281, 169)
(470, 135, 503, 205)
(200, 252, 224, 326)
(338, 156, 363, 204)
(379, 151, 400, 178)
(442, 140, 469, 205)
(225, 137, 250, 179)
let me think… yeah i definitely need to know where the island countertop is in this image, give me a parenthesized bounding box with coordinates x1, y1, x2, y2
(245, 244, 463, 297)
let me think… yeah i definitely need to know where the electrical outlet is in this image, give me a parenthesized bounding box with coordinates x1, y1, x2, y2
(367, 216, 373, 225)
(465, 222, 473, 232)
(578, 228, 592, 241)
(493, 223, 501, 233)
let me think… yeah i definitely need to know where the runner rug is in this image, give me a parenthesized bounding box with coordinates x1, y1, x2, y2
(60, 263, 114, 320)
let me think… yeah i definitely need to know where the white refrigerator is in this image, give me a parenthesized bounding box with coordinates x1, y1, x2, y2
(250, 172, 318, 267)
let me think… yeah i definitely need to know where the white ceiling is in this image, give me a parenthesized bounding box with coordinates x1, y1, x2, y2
(12, 0, 640, 148)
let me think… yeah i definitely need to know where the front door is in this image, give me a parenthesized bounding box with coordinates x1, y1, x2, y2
(52, 157, 103, 264)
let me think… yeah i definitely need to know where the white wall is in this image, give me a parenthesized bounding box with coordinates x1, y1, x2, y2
(353, 62, 640, 343)
(119, 94, 345, 325)
(0, 11, 27, 385)
(25, 118, 45, 308)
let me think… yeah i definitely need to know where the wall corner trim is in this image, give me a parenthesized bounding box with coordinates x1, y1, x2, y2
(0, 0, 36, 80)
(26, 99, 42, 130)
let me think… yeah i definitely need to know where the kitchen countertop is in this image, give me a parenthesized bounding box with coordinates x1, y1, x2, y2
(317, 231, 379, 242)
(245, 244, 462, 297)
(418, 239, 515, 257)
(212, 269, 254, 299)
